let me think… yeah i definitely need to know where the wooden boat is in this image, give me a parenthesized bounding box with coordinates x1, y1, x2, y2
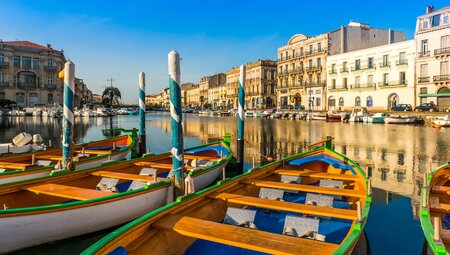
(0, 135, 134, 185)
(420, 163, 450, 255)
(0, 140, 232, 254)
(384, 115, 417, 124)
(83, 139, 371, 255)
(327, 111, 342, 122)
(310, 113, 327, 121)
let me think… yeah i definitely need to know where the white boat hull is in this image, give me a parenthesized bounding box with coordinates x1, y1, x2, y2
(0, 185, 174, 254)
(0, 149, 130, 185)
(384, 117, 417, 124)
(192, 164, 224, 191)
(433, 118, 450, 127)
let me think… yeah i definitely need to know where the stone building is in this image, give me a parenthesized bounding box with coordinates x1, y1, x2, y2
(277, 22, 405, 110)
(415, 5, 450, 109)
(326, 40, 416, 111)
(74, 78, 93, 108)
(0, 41, 66, 107)
(185, 84, 200, 108)
(226, 60, 277, 110)
(198, 73, 226, 108)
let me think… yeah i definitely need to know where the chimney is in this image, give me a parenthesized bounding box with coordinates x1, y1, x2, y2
(47, 43, 52, 49)
(388, 29, 392, 44)
(426, 6, 434, 14)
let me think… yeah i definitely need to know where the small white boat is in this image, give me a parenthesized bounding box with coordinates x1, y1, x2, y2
(384, 115, 417, 124)
(245, 111, 254, 118)
(96, 108, 109, 117)
(349, 107, 368, 122)
(433, 115, 450, 127)
(198, 110, 210, 116)
(310, 113, 327, 121)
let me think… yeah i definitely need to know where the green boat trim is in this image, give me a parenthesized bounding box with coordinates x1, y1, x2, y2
(0, 139, 231, 215)
(420, 163, 450, 255)
(82, 145, 371, 255)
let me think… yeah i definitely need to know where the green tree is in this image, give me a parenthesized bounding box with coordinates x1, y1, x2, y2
(102, 87, 122, 106)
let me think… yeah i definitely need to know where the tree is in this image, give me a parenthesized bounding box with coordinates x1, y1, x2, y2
(102, 87, 122, 106)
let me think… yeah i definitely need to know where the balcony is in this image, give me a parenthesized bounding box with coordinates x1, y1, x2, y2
(307, 82, 326, 87)
(45, 84, 57, 89)
(418, 51, 430, 58)
(418, 77, 430, 83)
(328, 86, 348, 91)
(396, 59, 408, 66)
(44, 65, 57, 72)
(328, 69, 337, 74)
(290, 67, 304, 74)
(16, 82, 38, 89)
(305, 66, 322, 72)
(0, 61, 9, 68)
(433, 74, 450, 82)
(340, 68, 349, 73)
(350, 83, 376, 89)
(0, 81, 9, 87)
(379, 81, 408, 87)
(380, 62, 391, 68)
(434, 47, 450, 57)
(351, 65, 375, 72)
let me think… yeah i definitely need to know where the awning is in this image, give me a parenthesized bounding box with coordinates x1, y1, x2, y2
(418, 93, 450, 97)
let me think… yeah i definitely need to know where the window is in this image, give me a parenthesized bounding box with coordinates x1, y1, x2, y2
(48, 76, 53, 85)
(355, 59, 361, 70)
(441, 61, 449, 75)
(368, 75, 374, 86)
(22, 57, 31, 69)
(0, 54, 4, 63)
(343, 62, 347, 72)
(368, 57, 374, 68)
(442, 35, 450, 48)
(343, 78, 348, 88)
(280, 53, 283, 60)
(420, 87, 428, 94)
(328, 96, 336, 107)
(399, 71, 406, 84)
(318, 43, 322, 52)
(331, 64, 336, 73)
(317, 76, 321, 85)
(300, 47, 304, 56)
(366, 96, 373, 107)
(423, 21, 428, 29)
(383, 73, 389, 85)
(315, 97, 321, 107)
(444, 16, 449, 24)
(398, 153, 405, 165)
(292, 49, 296, 58)
(420, 64, 428, 77)
(309, 59, 313, 68)
(291, 63, 295, 71)
(47, 59, 53, 67)
(33, 58, 40, 70)
(432, 14, 441, 27)
(339, 97, 344, 107)
(286, 51, 289, 59)
(382, 55, 389, 67)
(285, 65, 288, 71)
(309, 45, 313, 54)
(355, 96, 361, 106)
(300, 61, 303, 70)
(331, 79, 336, 89)
(48, 94, 53, 104)
(355, 76, 361, 88)
(421, 40, 429, 54)
(0, 73, 5, 82)
(317, 58, 321, 67)
(0, 92, 4, 100)
(13, 56, 20, 68)
(399, 52, 406, 64)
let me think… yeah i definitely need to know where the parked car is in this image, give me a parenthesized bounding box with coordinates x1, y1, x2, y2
(391, 104, 412, 111)
(443, 106, 450, 112)
(414, 102, 439, 112)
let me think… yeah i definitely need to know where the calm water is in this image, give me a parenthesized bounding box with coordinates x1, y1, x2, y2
(2, 113, 450, 255)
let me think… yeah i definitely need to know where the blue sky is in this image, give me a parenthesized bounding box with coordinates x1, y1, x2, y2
(1, 0, 447, 103)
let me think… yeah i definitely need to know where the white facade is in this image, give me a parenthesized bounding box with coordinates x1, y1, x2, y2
(326, 40, 416, 111)
(415, 6, 450, 109)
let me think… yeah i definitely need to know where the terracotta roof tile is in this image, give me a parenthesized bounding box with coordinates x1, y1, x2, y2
(1, 41, 50, 50)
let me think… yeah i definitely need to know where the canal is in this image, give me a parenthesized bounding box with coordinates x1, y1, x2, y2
(1, 112, 449, 255)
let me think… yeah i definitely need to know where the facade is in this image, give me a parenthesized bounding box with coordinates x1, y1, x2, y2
(182, 83, 200, 108)
(277, 22, 406, 110)
(326, 40, 416, 111)
(145, 93, 163, 107)
(415, 6, 450, 109)
(74, 78, 93, 108)
(198, 73, 226, 108)
(226, 60, 277, 110)
(0, 41, 66, 107)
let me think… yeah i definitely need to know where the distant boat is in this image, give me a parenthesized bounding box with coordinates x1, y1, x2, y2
(198, 110, 210, 116)
(433, 115, 450, 127)
(362, 113, 386, 124)
(0, 140, 233, 254)
(245, 111, 254, 118)
(82, 138, 371, 255)
(326, 111, 342, 122)
(96, 108, 109, 117)
(349, 107, 368, 122)
(419, 163, 450, 254)
(126, 108, 138, 115)
(0, 135, 134, 184)
(384, 115, 417, 124)
(311, 113, 327, 121)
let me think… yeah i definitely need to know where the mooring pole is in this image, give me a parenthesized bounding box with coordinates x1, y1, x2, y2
(168, 50, 184, 191)
(236, 64, 246, 174)
(138, 72, 146, 155)
(61, 61, 75, 169)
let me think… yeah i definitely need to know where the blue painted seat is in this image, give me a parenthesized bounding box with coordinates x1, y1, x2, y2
(287, 154, 355, 174)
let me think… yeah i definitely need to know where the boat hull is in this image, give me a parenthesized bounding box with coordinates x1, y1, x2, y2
(384, 117, 417, 124)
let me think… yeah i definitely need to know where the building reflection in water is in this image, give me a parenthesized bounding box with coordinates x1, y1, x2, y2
(150, 113, 450, 219)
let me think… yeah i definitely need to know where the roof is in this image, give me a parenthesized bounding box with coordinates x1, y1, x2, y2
(1, 41, 50, 50)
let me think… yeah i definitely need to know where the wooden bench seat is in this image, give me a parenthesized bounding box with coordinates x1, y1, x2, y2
(210, 192, 357, 220)
(73, 149, 111, 155)
(153, 214, 339, 255)
(0, 162, 33, 170)
(242, 180, 365, 198)
(134, 162, 193, 170)
(441, 228, 450, 244)
(25, 183, 112, 201)
(181, 154, 219, 161)
(431, 185, 450, 195)
(91, 171, 167, 182)
(35, 155, 63, 161)
(272, 169, 360, 182)
(429, 194, 450, 214)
